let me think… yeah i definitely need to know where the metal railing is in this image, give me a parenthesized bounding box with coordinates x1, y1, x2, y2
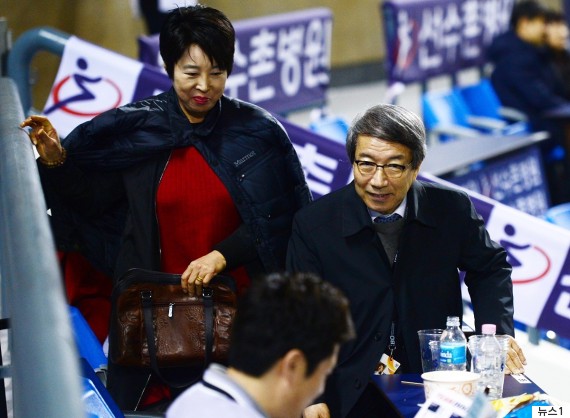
(7, 27, 69, 114)
(0, 18, 10, 77)
(0, 77, 85, 417)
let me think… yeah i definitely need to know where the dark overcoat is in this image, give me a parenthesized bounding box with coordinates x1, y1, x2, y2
(286, 180, 514, 418)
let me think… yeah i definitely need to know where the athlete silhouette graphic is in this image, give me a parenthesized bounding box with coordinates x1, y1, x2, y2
(44, 58, 102, 115)
(500, 224, 531, 268)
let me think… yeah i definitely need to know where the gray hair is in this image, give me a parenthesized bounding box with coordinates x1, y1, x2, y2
(345, 104, 427, 169)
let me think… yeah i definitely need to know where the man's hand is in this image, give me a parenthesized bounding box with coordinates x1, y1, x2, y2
(303, 403, 330, 418)
(504, 336, 527, 375)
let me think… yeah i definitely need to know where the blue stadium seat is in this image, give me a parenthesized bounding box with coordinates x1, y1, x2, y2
(81, 358, 124, 418)
(458, 79, 565, 163)
(308, 110, 349, 144)
(69, 306, 107, 373)
(81, 358, 163, 418)
(545, 202, 570, 230)
(456, 79, 529, 136)
(421, 89, 482, 142)
(422, 84, 537, 144)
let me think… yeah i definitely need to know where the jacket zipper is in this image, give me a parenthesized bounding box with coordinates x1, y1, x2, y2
(155, 151, 172, 267)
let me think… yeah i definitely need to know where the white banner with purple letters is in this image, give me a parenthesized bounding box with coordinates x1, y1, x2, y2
(137, 8, 332, 115)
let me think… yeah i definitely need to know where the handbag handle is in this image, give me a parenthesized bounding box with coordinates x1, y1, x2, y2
(141, 287, 214, 388)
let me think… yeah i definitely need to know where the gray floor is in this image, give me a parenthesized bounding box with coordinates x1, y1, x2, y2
(287, 78, 570, 403)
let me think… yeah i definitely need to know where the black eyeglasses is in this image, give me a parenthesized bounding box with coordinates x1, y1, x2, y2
(354, 160, 411, 178)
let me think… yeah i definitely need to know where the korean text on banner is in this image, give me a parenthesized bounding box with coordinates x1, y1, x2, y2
(138, 8, 333, 115)
(381, 0, 514, 84)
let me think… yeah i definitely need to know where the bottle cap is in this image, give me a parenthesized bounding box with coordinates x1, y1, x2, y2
(446, 316, 460, 326)
(482, 324, 496, 334)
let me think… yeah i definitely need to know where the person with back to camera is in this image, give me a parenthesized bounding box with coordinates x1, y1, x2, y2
(20, 4, 312, 410)
(287, 104, 528, 418)
(166, 271, 356, 418)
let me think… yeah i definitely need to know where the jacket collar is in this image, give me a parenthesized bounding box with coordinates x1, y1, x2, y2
(405, 180, 436, 228)
(340, 180, 435, 237)
(167, 87, 222, 146)
(340, 183, 377, 238)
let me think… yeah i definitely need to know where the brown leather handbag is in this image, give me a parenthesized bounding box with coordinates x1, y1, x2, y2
(109, 268, 237, 379)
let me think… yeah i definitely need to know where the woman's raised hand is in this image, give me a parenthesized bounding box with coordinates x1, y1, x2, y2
(20, 115, 64, 164)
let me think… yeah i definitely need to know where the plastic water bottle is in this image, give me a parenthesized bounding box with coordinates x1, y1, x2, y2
(473, 324, 504, 399)
(439, 316, 467, 371)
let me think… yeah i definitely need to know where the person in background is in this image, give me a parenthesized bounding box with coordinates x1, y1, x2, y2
(287, 104, 527, 418)
(166, 271, 355, 418)
(136, 0, 197, 34)
(21, 4, 311, 410)
(545, 9, 570, 100)
(487, 0, 570, 204)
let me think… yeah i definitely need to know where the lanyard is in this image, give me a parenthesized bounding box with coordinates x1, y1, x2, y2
(202, 380, 236, 402)
(389, 321, 397, 359)
(202, 378, 270, 418)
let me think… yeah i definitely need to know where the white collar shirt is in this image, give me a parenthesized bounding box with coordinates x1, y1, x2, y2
(369, 196, 407, 222)
(166, 363, 269, 418)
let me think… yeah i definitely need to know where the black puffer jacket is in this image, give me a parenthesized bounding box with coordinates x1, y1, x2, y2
(40, 88, 312, 280)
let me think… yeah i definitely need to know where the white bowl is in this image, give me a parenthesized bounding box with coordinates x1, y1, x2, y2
(421, 370, 480, 399)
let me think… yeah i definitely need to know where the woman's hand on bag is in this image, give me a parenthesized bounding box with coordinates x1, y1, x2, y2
(303, 403, 330, 418)
(181, 250, 227, 296)
(20, 115, 64, 163)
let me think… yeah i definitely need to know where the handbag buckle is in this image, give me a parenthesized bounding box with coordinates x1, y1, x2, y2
(202, 287, 213, 298)
(140, 290, 152, 304)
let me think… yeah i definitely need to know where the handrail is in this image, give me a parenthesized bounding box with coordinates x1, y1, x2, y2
(0, 77, 85, 417)
(7, 27, 70, 114)
(0, 18, 9, 77)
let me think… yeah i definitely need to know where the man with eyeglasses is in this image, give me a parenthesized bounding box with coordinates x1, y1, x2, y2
(287, 104, 526, 418)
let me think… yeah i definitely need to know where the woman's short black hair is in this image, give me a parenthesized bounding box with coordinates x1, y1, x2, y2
(159, 5, 235, 79)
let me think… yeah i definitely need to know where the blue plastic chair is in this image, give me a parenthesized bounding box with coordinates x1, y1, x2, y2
(81, 358, 124, 418)
(458, 79, 566, 163)
(545, 202, 570, 230)
(69, 306, 107, 372)
(309, 114, 349, 144)
(422, 89, 471, 131)
(422, 84, 536, 144)
(421, 89, 482, 142)
(456, 79, 529, 136)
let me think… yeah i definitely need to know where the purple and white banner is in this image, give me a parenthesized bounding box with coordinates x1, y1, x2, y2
(278, 117, 352, 198)
(138, 8, 332, 115)
(443, 146, 550, 218)
(381, 0, 514, 83)
(43, 36, 171, 137)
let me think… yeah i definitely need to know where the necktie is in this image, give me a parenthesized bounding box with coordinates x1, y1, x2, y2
(374, 213, 402, 224)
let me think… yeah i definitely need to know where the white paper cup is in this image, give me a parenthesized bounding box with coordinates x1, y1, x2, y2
(421, 370, 480, 399)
